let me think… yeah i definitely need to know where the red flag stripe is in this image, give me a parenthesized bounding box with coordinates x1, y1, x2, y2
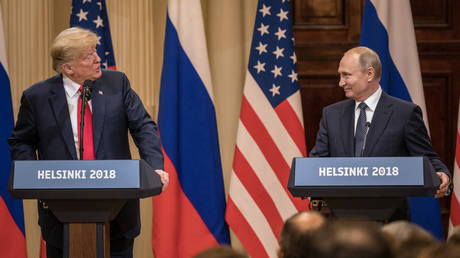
(226, 198, 270, 258)
(40, 235, 47, 258)
(228, 176, 279, 254)
(233, 147, 285, 236)
(152, 149, 218, 257)
(235, 124, 298, 218)
(0, 197, 27, 258)
(450, 192, 460, 226)
(449, 102, 460, 235)
(275, 98, 307, 157)
(240, 96, 290, 182)
(240, 96, 305, 210)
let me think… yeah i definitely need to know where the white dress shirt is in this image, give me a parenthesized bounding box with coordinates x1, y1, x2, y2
(354, 86, 382, 135)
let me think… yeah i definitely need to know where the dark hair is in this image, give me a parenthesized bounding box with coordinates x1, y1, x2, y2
(193, 246, 247, 258)
(279, 211, 325, 258)
(313, 221, 392, 258)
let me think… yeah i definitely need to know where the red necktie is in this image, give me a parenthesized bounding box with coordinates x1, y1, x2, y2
(78, 85, 95, 160)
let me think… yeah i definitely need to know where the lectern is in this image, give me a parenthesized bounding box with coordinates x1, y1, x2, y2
(8, 159, 163, 258)
(288, 157, 441, 221)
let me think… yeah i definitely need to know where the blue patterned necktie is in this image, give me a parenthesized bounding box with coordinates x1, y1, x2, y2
(355, 102, 368, 156)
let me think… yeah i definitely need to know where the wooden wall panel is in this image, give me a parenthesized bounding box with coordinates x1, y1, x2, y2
(294, 0, 345, 27)
(411, 0, 450, 28)
(299, 75, 344, 151)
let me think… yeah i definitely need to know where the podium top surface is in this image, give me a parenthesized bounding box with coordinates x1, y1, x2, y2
(288, 156, 440, 198)
(8, 159, 163, 200)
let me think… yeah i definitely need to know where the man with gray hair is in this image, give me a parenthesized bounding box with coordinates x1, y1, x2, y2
(309, 47, 450, 219)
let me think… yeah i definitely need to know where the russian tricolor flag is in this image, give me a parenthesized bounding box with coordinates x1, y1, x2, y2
(152, 0, 230, 257)
(0, 3, 28, 257)
(360, 0, 444, 239)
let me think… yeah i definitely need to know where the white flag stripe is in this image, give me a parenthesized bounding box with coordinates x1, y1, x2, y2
(453, 161, 460, 201)
(244, 74, 303, 161)
(371, 0, 429, 129)
(228, 175, 279, 257)
(286, 91, 305, 128)
(0, 3, 8, 73)
(167, 0, 215, 103)
(237, 123, 298, 219)
(449, 220, 455, 237)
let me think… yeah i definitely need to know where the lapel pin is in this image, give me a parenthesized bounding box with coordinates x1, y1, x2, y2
(98, 90, 103, 95)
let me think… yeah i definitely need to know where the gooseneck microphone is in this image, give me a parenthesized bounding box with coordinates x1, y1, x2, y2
(79, 80, 94, 160)
(361, 122, 371, 156)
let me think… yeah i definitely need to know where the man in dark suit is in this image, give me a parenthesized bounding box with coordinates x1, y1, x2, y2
(309, 46, 450, 200)
(9, 27, 168, 258)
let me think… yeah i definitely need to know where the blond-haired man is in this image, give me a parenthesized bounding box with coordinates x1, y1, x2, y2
(9, 27, 168, 258)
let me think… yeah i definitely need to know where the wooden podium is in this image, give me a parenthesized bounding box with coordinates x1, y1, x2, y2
(8, 159, 163, 258)
(287, 156, 441, 221)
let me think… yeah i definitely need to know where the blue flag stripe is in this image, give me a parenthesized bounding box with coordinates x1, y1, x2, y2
(158, 14, 230, 244)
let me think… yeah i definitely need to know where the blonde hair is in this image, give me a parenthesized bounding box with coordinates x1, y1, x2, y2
(345, 46, 382, 81)
(51, 27, 98, 73)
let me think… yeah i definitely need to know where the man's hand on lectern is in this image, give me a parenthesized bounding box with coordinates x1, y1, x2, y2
(155, 169, 169, 191)
(435, 172, 450, 198)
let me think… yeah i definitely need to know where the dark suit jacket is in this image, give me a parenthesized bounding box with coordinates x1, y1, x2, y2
(309, 92, 450, 177)
(8, 69, 163, 248)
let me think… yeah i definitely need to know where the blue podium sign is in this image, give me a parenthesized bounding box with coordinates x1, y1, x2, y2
(294, 157, 424, 186)
(13, 160, 140, 189)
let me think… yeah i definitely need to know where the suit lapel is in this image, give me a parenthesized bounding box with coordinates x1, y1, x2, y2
(340, 100, 355, 156)
(48, 76, 78, 160)
(91, 79, 105, 156)
(363, 92, 393, 156)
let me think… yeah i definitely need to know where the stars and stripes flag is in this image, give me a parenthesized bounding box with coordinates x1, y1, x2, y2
(70, 0, 116, 70)
(360, 0, 444, 239)
(152, 0, 230, 257)
(0, 3, 28, 257)
(225, 0, 307, 256)
(449, 101, 460, 235)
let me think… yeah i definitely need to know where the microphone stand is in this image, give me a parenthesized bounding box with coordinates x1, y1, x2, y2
(79, 82, 92, 160)
(361, 122, 371, 156)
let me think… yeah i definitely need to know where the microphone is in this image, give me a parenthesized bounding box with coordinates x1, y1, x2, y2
(82, 79, 94, 101)
(361, 122, 371, 156)
(79, 79, 94, 160)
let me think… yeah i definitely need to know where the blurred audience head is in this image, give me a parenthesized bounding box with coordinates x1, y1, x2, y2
(417, 243, 460, 258)
(278, 210, 326, 258)
(313, 220, 392, 258)
(381, 220, 436, 258)
(193, 246, 248, 258)
(447, 225, 460, 247)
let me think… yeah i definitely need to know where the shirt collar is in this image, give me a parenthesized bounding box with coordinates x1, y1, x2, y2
(63, 75, 81, 98)
(355, 86, 382, 112)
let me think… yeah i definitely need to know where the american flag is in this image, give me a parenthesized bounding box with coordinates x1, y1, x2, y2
(449, 101, 460, 235)
(70, 0, 116, 70)
(225, 0, 307, 257)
